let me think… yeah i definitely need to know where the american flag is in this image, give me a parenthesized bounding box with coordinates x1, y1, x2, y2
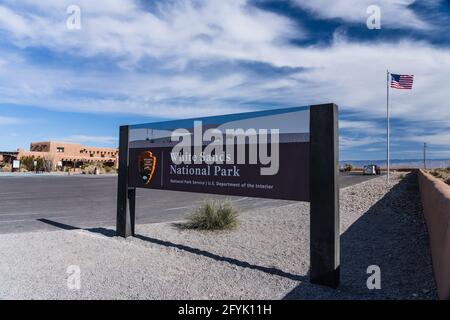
(390, 73, 414, 89)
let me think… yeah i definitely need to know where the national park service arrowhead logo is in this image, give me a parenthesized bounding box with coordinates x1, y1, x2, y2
(139, 150, 157, 185)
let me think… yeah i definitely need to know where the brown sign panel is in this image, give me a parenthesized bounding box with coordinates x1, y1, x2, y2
(127, 106, 311, 201)
(128, 142, 309, 201)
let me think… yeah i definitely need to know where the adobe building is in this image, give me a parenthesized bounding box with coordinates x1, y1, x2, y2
(14, 141, 118, 170)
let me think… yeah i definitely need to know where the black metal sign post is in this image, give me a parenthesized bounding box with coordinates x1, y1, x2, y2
(310, 103, 340, 288)
(116, 103, 340, 288)
(116, 125, 135, 238)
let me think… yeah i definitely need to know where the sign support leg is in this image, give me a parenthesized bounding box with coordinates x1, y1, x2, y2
(309, 103, 340, 288)
(116, 125, 134, 238)
(128, 187, 136, 236)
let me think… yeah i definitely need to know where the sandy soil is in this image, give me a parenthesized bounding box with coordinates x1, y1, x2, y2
(0, 173, 437, 299)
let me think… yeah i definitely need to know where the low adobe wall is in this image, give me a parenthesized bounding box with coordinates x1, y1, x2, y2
(418, 170, 450, 300)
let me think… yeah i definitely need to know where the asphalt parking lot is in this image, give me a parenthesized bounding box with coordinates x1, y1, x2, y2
(0, 172, 379, 234)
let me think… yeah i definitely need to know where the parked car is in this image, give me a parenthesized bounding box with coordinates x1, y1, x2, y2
(363, 164, 381, 175)
(375, 165, 381, 175)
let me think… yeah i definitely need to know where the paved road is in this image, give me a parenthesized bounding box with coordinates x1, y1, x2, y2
(0, 173, 378, 234)
(339, 172, 382, 188)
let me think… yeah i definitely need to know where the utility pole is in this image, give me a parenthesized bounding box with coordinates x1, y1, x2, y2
(423, 143, 427, 170)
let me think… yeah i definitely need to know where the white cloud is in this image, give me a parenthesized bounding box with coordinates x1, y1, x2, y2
(405, 132, 450, 146)
(0, 0, 300, 65)
(0, 0, 449, 153)
(0, 55, 254, 117)
(425, 150, 450, 158)
(0, 116, 26, 125)
(340, 135, 383, 150)
(289, 0, 435, 30)
(1, 39, 449, 123)
(362, 147, 384, 152)
(340, 120, 385, 135)
(0, 5, 32, 36)
(52, 135, 117, 146)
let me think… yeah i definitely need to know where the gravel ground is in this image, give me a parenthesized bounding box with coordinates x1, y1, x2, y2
(0, 172, 437, 299)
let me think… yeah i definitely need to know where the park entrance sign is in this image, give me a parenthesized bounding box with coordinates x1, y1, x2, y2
(117, 103, 340, 288)
(128, 106, 310, 201)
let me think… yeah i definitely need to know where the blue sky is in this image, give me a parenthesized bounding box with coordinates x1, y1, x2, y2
(0, 0, 450, 160)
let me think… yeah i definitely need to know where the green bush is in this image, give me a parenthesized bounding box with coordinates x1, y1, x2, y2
(35, 157, 46, 171)
(20, 156, 35, 171)
(19, 156, 48, 172)
(183, 200, 239, 231)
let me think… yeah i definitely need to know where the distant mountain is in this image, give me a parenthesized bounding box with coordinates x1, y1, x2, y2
(340, 159, 450, 169)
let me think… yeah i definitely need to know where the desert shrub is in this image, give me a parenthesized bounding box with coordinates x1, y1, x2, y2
(429, 170, 438, 178)
(183, 200, 239, 231)
(103, 165, 117, 174)
(343, 163, 353, 172)
(20, 156, 35, 171)
(35, 157, 46, 172)
(0, 163, 11, 172)
(19, 156, 49, 172)
(429, 169, 450, 186)
(43, 159, 53, 172)
(81, 164, 98, 174)
(81, 163, 117, 174)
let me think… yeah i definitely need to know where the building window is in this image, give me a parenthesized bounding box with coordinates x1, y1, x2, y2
(57, 147, 65, 153)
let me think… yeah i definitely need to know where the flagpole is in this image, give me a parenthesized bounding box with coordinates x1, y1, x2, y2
(387, 70, 390, 185)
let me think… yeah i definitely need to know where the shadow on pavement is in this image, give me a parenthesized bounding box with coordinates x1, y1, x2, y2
(135, 233, 307, 282)
(37, 218, 306, 282)
(283, 172, 437, 300)
(37, 218, 116, 237)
